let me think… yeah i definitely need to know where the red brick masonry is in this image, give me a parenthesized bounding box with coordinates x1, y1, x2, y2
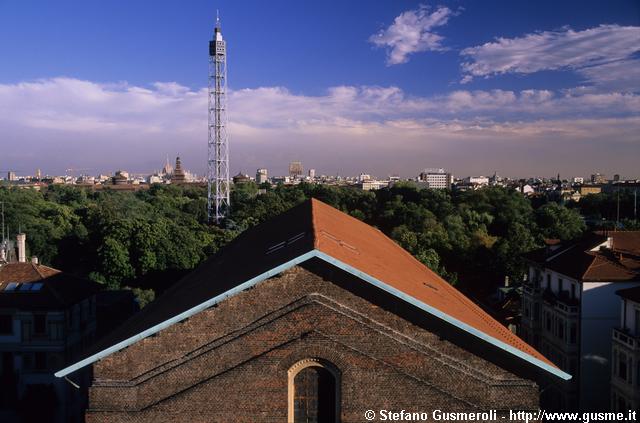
(86, 265, 538, 423)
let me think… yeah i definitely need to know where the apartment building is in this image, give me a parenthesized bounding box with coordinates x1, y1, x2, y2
(0, 235, 101, 423)
(611, 286, 640, 411)
(520, 232, 640, 411)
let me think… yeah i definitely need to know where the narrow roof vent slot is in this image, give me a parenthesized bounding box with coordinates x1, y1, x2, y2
(266, 232, 307, 255)
(266, 241, 286, 255)
(423, 282, 439, 291)
(319, 230, 359, 254)
(287, 232, 305, 244)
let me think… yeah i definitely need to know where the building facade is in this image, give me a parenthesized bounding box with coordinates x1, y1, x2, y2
(463, 176, 490, 187)
(58, 199, 567, 422)
(591, 173, 607, 184)
(289, 161, 303, 179)
(520, 232, 640, 411)
(0, 235, 101, 423)
(256, 168, 268, 184)
(418, 169, 453, 189)
(611, 286, 640, 411)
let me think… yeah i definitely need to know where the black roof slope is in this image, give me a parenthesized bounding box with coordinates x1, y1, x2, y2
(74, 200, 315, 364)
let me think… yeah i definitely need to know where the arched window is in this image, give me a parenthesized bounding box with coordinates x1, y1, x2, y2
(288, 359, 340, 423)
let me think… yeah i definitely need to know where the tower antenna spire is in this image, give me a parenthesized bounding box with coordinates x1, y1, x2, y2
(208, 11, 230, 223)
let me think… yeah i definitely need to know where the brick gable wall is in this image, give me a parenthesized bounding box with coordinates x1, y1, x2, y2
(86, 263, 539, 422)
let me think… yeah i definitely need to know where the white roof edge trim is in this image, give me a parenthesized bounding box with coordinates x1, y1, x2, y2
(313, 251, 572, 381)
(57, 248, 570, 381)
(54, 250, 318, 378)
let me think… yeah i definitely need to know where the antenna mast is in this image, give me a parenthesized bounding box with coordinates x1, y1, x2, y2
(207, 11, 230, 223)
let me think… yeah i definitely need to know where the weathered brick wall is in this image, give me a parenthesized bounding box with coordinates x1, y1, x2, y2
(86, 264, 539, 422)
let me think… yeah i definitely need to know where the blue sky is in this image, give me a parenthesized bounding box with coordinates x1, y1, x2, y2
(0, 0, 639, 178)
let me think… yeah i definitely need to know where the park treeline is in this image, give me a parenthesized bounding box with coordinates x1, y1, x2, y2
(0, 182, 635, 302)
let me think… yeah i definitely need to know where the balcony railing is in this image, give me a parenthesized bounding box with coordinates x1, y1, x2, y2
(543, 289, 579, 315)
(554, 301, 579, 315)
(613, 327, 640, 350)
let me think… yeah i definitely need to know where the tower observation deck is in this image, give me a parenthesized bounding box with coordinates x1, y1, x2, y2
(207, 13, 230, 223)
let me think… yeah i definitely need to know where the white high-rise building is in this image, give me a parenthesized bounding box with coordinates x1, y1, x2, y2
(418, 168, 452, 189)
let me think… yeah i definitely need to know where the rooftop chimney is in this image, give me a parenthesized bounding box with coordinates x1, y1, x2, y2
(607, 236, 614, 250)
(17, 233, 26, 263)
(31, 256, 38, 265)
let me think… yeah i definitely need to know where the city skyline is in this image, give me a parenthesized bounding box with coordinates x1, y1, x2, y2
(0, 0, 639, 178)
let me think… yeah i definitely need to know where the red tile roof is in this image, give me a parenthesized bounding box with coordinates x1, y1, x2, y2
(525, 232, 640, 283)
(310, 198, 555, 369)
(0, 262, 101, 308)
(0, 261, 60, 283)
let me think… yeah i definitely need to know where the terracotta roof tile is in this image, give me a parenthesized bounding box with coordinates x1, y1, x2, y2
(0, 262, 101, 309)
(310, 198, 555, 369)
(525, 232, 640, 283)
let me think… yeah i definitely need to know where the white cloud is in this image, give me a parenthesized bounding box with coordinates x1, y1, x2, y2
(369, 5, 454, 65)
(577, 59, 640, 92)
(460, 25, 640, 88)
(0, 78, 638, 178)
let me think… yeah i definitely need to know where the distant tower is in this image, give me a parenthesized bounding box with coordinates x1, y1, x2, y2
(256, 168, 268, 184)
(208, 12, 230, 223)
(172, 156, 187, 185)
(162, 155, 174, 176)
(289, 161, 303, 179)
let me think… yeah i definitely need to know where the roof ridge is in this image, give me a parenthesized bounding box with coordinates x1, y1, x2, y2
(31, 262, 46, 279)
(55, 198, 566, 380)
(310, 198, 321, 250)
(33, 263, 67, 303)
(309, 200, 539, 359)
(579, 252, 599, 280)
(309, 198, 541, 350)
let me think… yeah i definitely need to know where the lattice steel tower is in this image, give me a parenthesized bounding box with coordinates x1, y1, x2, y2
(208, 13, 230, 223)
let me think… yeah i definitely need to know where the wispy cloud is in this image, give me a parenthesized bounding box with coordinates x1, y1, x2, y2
(0, 78, 638, 178)
(460, 24, 640, 89)
(369, 5, 454, 65)
(577, 59, 640, 92)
